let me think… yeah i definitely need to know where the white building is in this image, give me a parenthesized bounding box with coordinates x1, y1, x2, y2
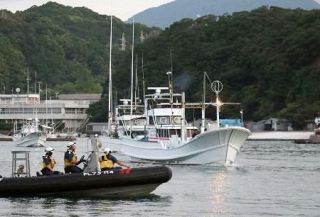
(0, 93, 101, 132)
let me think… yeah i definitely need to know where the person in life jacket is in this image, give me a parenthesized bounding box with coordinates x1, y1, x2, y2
(64, 142, 84, 173)
(41, 147, 61, 176)
(99, 148, 129, 171)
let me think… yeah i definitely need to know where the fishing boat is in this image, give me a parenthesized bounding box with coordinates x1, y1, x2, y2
(13, 118, 46, 147)
(99, 16, 250, 164)
(99, 98, 147, 151)
(115, 99, 146, 139)
(117, 76, 251, 165)
(0, 137, 172, 198)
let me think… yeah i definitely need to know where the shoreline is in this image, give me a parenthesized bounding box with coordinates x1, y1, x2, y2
(248, 131, 314, 141)
(0, 136, 75, 141)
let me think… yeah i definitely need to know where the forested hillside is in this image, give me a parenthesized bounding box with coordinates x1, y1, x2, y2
(0, 3, 319, 128)
(132, 6, 320, 128)
(0, 2, 158, 95)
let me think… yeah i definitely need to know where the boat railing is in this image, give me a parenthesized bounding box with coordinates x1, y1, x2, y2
(11, 151, 31, 177)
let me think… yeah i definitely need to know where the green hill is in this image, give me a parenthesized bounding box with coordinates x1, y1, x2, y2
(133, 7, 320, 128)
(0, 3, 319, 128)
(0, 2, 158, 95)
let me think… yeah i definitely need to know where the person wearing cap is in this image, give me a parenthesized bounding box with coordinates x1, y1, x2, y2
(41, 147, 61, 176)
(99, 148, 129, 171)
(64, 141, 83, 173)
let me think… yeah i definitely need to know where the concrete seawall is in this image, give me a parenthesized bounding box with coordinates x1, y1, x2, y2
(248, 131, 314, 141)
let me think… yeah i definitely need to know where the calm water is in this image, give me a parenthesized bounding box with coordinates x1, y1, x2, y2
(0, 138, 319, 217)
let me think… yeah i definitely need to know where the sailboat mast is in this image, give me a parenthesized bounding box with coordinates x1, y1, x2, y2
(130, 19, 135, 136)
(107, 15, 113, 134)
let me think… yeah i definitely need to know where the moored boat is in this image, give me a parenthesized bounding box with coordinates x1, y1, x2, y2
(120, 126, 250, 165)
(116, 77, 251, 165)
(13, 119, 47, 147)
(308, 128, 320, 144)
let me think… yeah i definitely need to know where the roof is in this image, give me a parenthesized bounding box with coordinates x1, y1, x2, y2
(57, 94, 101, 100)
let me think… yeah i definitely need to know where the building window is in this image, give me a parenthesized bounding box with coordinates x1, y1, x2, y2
(65, 108, 76, 114)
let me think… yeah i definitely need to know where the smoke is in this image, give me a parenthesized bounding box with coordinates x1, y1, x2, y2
(173, 72, 192, 92)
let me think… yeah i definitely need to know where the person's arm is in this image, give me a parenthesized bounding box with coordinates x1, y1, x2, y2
(116, 160, 129, 168)
(51, 157, 56, 168)
(110, 154, 129, 168)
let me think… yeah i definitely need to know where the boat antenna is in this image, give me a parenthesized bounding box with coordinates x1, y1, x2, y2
(211, 80, 223, 128)
(107, 15, 113, 135)
(169, 49, 174, 107)
(26, 68, 30, 95)
(141, 51, 146, 101)
(170, 49, 173, 73)
(201, 72, 206, 133)
(34, 71, 37, 94)
(167, 71, 173, 106)
(130, 18, 135, 137)
(45, 83, 48, 126)
(201, 72, 212, 133)
(135, 54, 139, 106)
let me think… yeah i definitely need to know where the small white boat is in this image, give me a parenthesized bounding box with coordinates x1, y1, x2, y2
(13, 119, 47, 147)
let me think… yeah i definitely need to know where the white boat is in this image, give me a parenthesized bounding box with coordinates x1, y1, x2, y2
(13, 119, 47, 147)
(116, 77, 251, 165)
(115, 99, 146, 140)
(120, 126, 250, 164)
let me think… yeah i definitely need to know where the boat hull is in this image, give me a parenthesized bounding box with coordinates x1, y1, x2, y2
(99, 136, 125, 152)
(0, 166, 172, 198)
(120, 127, 251, 165)
(14, 132, 46, 147)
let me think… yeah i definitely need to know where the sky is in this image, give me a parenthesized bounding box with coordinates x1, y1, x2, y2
(0, 0, 175, 21)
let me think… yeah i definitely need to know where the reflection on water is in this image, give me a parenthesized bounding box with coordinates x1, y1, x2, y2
(210, 170, 228, 216)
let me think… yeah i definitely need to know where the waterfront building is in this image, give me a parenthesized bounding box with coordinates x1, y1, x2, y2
(0, 93, 101, 132)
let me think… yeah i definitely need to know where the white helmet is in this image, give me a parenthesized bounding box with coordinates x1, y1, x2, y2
(104, 148, 111, 154)
(44, 147, 55, 152)
(68, 141, 75, 146)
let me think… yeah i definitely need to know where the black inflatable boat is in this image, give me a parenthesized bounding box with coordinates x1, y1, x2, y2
(0, 166, 172, 198)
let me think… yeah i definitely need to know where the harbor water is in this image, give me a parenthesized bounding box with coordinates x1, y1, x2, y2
(0, 138, 319, 216)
